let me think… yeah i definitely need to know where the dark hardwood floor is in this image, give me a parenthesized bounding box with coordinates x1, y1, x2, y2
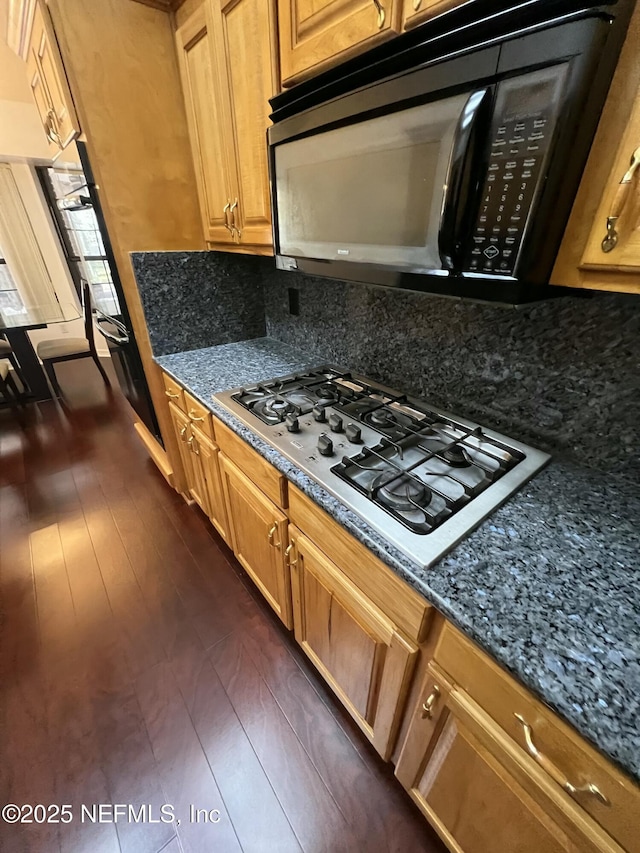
(0, 360, 445, 853)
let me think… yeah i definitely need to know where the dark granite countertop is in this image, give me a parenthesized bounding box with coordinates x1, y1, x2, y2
(156, 338, 640, 784)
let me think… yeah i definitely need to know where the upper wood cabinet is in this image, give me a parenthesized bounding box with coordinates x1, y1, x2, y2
(175, 0, 277, 250)
(552, 2, 640, 294)
(278, 0, 401, 88)
(288, 526, 418, 759)
(402, 0, 459, 31)
(26, 0, 80, 158)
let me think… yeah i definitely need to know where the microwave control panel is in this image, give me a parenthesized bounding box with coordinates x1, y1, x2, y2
(464, 65, 568, 276)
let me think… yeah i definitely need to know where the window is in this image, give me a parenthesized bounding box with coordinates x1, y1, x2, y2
(0, 246, 25, 316)
(38, 166, 120, 316)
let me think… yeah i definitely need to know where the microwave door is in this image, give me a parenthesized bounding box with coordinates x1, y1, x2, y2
(438, 88, 493, 271)
(274, 90, 482, 272)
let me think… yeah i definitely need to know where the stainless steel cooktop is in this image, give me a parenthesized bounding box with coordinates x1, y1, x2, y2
(214, 366, 550, 569)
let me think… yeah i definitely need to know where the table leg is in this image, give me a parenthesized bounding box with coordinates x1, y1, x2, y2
(3, 328, 52, 401)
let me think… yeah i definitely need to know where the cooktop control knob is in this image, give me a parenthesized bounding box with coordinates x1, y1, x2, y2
(328, 413, 343, 433)
(345, 423, 362, 443)
(312, 405, 326, 422)
(285, 414, 300, 433)
(317, 434, 334, 457)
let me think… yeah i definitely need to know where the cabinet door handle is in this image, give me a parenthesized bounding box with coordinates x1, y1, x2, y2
(421, 685, 440, 719)
(372, 0, 385, 28)
(601, 145, 640, 252)
(514, 714, 610, 806)
(413, 0, 422, 10)
(188, 409, 205, 422)
(268, 523, 281, 549)
(223, 200, 234, 235)
(45, 109, 62, 146)
(187, 435, 199, 455)
(179, 424, 188, 442)
(285, 541, 297, 568)
(165, 390, 180, 399)
(229, 198, 241, 239)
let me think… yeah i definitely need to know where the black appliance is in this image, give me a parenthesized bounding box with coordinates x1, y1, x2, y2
(268, 0, 634, 304)
(77, 143, 162, 442)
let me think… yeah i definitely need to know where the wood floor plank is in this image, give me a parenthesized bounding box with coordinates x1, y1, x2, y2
(135, 660, 243, 853)
(210, 632, 359, 853)
(170, 638, 303, 853)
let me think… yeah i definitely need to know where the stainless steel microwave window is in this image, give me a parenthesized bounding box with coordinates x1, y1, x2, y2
(275, 92, 471, 268)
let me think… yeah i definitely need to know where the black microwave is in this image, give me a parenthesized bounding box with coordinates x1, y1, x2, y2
(268, 0, 633, 304)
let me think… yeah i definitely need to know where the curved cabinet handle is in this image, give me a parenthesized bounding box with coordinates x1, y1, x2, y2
(268, 523, 281, 549)
(188, 409, 205, 422)
(45, 109, 62, 146)
(413, 0, 422, 10)
(223, 200, 234, 236)
(165, 390, 180, 399)
(421, 684, 440, 719)
(601, 145, 640, 252)
(514, 714, 610, 806)
(187, 435, 199, 455)
(179, 424, 188, 442)
(372, 0, 385, 28)
(229, 198, 241, 239)
(285, 541, 297, 568)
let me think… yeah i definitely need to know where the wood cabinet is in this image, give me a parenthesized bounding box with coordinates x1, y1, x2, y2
(402, 0, 459, 30)
(288, 526, 418, 759)
(175, 0, 277, 250)
(278, 0, 401, 88)
(189, 425, 231, 544)
(396, 664, 618, 853)
(552, 1, 640, 294)
(26, 0, 80, 157)
(168, 400, 196, 495)
(220, 454, 292, 627)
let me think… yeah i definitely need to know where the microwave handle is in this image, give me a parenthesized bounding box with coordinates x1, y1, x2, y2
(438, 88, 492, 271)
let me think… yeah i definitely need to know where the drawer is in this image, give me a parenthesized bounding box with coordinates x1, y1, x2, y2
(184, 390, 214, 441)
(162, 372, 185, 410)
(214, 418, 287, 508)
(288, 484, 431, 643)
(435, 623, 640, 852)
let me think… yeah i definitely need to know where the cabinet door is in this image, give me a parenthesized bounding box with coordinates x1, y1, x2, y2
(402, 0, 460, 30)
(289, 528, 417, 759)
(278, 0, 401, 88)
(214, 0, 278, 248)
(220, 454, 292, 627)
(185, 431, 211, 517)
(168, 401, 197, 499)
(27, 0, 79, 157)
(396, 667, 611, 853)
(175, 1, 238, 245)
(580, 97, 640, 274)
(191, 427, 230, 546)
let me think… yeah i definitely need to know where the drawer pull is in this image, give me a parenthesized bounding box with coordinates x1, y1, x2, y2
(514, 714, 611, 806)
(188, 409, 205, 422)
(372, 0, 385, 28)
(165, 390, 180, 399)
(285, 541, 297, 568)
(268, 523, 281, 549)
(421, 685, 440, 719)
(601, 145, 640, 252)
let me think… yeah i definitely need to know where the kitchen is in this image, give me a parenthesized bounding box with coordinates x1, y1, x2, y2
(0, 0, 639, 851)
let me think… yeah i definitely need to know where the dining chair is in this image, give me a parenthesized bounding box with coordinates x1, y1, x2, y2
(0, 359, 23, 414)
(0, 336, 29, 390)
(36, 280, 111, 397)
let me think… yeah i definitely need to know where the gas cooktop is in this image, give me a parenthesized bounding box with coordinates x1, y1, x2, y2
(214, 367, 550, 569)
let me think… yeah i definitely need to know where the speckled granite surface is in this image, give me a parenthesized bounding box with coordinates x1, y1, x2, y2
(131, 251, 266, 355)
(264, 270, 640, 478)
(157, 338, 640, 783)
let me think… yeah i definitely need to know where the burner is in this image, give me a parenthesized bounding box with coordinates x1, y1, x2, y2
(253, 396, 296, 422)
(370, 409, 397, 427)
(374, 474, 431, 512)
(441, 444, 472, 467)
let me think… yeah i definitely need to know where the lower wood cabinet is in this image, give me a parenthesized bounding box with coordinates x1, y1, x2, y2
(396, 665, 617, 853)
(220, 453, 292, 627)
(168, 400, 196, 494)
(288, 525, 418, 760)
(189, 424, 230, 545)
